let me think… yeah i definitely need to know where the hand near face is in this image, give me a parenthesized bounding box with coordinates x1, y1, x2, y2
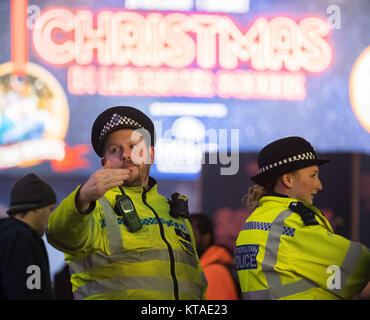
(77, 160, 130, 212)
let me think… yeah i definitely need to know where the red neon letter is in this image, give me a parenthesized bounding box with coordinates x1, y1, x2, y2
(74, 10, 113, 65)
(299, 17, 332, 73)
(162, 13, 196, 68)
(33, 8, 75, 65)
(219, 17, 269, 70)
(113, 11, 146, 67)
(191, 14, 219, 69)
(268, 17, 301, 72)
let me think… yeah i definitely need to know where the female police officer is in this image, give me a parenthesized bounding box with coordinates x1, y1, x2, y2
(236, 136, 370, 300)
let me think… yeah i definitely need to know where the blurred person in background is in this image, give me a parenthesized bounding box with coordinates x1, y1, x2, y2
(236, 136, 370, 300)
(0, 173, 56, 299)
(190, 213, 241, 300)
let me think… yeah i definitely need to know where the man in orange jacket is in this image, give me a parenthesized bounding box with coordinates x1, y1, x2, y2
(190, 213, 240, 300)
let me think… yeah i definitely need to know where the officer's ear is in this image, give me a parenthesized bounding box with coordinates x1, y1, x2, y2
(149, 146, 155, 165)
(101, 157, 106, 167)
(281, 171, 299, 189)
(281, 173, 294, 189)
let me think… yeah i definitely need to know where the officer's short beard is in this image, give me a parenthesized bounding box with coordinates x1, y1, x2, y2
(124, 163, 151, 189)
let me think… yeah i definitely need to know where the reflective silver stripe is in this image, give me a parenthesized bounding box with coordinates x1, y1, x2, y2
(74, 275, 203, 300)
(74, 276, 173, 299)
(329, 241, 364, 297)
(262, 209, 293, 296)
(179, 278, 204, 299)
(200, 272, 208, 288)
(69, 248, 198, 275)
(244, 209, 318, 300)
(98, 196, 124, 255)
(243, 278, 317, 300)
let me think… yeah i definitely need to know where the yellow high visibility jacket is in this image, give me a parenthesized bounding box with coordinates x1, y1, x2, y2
(47, 178, 207, 300)
(236, 194, 370, 300)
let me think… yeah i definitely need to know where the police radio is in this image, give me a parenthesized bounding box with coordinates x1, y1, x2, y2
(114, 186, 142, 233)
(170, 193, 190, 219)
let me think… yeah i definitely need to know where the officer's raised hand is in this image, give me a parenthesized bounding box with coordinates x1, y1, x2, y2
(77, 160, 130, 212)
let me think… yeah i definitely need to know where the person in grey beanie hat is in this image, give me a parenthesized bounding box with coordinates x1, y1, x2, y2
(7, 173, 57, 217)
(0, 173, 56, 299)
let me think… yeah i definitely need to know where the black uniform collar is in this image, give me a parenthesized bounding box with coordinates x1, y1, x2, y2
(147, 176, 157, 190)
(265, 192, 289, 198)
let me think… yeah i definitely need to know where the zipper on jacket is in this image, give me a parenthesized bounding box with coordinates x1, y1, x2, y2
(142, 190, 179, 300)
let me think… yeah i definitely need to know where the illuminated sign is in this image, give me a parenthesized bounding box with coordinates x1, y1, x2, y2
(349, 46, 370, 133)
(9, 2, 370, 176)
(0, 61, 68, 169)
(0, 1, 89, 171)
(32, 9, 333, 101)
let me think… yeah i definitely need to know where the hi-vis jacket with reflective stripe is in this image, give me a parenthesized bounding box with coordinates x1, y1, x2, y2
(47, 178, 207, 300)
(235, 195, 370, 300)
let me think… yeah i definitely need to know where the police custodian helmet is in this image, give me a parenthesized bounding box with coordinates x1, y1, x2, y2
(91, 106, 155, 157)
(251, 136, 330, 189)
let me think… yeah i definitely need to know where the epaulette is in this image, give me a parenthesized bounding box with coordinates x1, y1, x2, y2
(289, 202, 319, 226)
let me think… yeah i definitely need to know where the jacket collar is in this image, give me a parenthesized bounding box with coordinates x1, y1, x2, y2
(113, 176, 158, 195)
(260, 194, 319, 213)
(264, 192, 288, 198)
(259, 194, 333, 232)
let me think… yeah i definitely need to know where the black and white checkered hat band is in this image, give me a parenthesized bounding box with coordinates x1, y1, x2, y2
(259, 152, 316, 173)
(99, 113, 143, 141)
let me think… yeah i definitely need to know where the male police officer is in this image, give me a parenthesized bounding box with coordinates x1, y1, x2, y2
(47, 106, 206, 300)
(236, 136, 370, 300)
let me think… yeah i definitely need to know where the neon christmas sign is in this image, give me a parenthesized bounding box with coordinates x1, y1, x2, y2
(32, 9, 333, 100)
